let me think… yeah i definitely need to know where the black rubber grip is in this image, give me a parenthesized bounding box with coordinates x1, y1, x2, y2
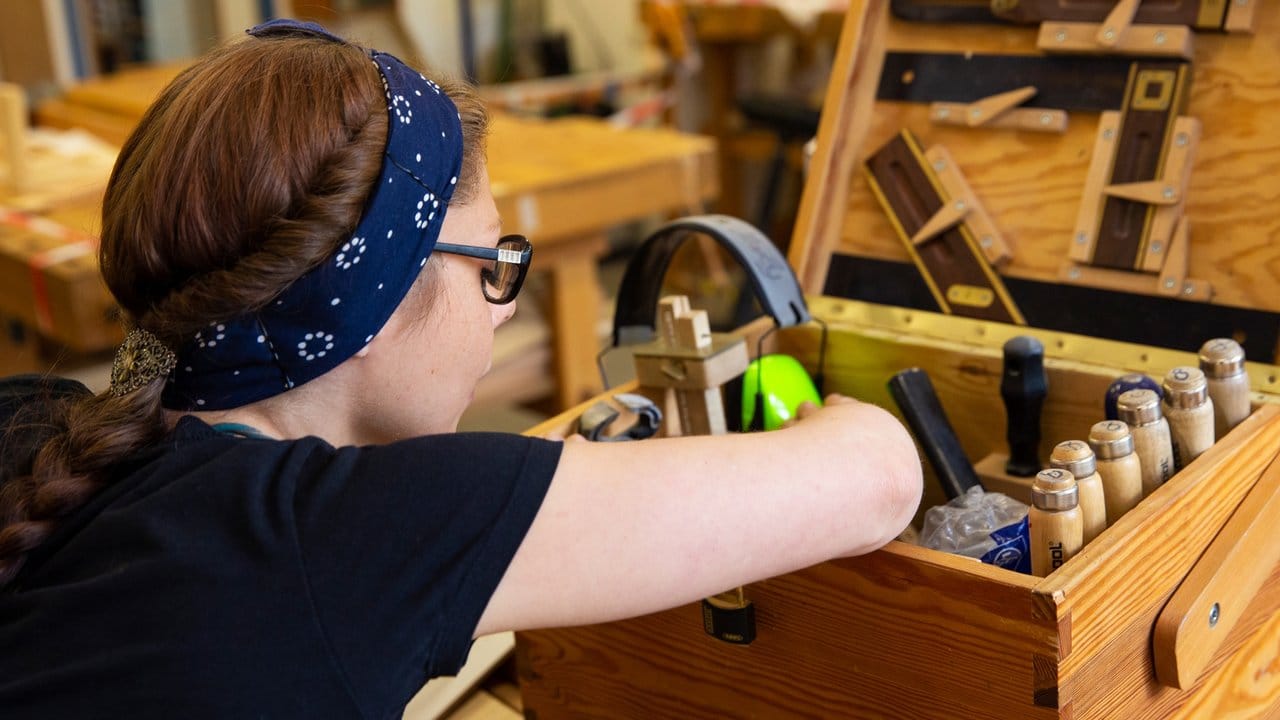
(888, 368, 982, 500)
(1001, 337, 1047, 477)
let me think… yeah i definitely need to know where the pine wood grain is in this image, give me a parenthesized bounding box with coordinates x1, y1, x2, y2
(519, 545, 1058, 719)
(1039, 405, 1280, 717)
(1153, 451, 1280, 689)
(821, 8, 1280, 314)
(518, 309, 1280, 718)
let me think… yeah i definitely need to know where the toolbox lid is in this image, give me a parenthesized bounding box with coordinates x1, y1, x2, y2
(786, 2, 1280, 374)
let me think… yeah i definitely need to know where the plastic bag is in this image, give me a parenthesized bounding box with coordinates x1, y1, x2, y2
(920, 486, 1031, 574)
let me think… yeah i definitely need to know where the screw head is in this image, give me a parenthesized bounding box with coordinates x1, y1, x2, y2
(1209, 602, 1220, 627)
(1175, 133, 1189, 147)
(938, 107, 951, 119)
(933, 160, 947, 171)
(1164, 278, 1176, 289)
(1155, 31, 1166, 44)
(1183, 283, 1195, 296)
(1075, 232, 1087, 245)
(1040, 113, 1052, 125)
(1069, 268, 1081, 280)
(1055, 30, 1068, 42)
(1151, 241, 1164, 254)
(1103, 128, 1115, 141)
(980, 235, 993, 248)
(1103, 28, 1116, 41)
(1162, 187, 1175, 200)
(954, 200, 967, 212)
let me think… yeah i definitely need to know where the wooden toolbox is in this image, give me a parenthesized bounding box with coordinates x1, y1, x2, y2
(515, 2, 1280, 718)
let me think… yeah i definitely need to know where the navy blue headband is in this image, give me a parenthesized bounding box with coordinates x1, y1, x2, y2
(161, 19, 463, 411)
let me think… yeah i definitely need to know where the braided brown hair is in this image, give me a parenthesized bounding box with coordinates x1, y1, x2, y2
(0, 34, 490, 586)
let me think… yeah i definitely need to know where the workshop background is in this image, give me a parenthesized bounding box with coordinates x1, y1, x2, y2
(0, 3, 837, 716)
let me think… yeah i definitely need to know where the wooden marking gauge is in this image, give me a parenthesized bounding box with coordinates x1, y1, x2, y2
(631, 295, 755, 644)
(865, 129, 1024, 325)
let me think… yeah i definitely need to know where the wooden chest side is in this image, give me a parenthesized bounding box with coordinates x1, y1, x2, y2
(518, 544, 1061, 719)
(1042, 405, 1280, 718)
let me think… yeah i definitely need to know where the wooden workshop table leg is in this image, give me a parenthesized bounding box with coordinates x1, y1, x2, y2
(701, 41, 742, 218)
(540, 234, 607, 411)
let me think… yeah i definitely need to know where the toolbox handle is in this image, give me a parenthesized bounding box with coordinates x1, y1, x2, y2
(1152, 449, 1280, 689)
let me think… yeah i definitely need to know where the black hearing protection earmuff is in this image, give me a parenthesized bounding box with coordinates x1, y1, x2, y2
(612, 214, 811, 346)
(605, 214, 826, 431)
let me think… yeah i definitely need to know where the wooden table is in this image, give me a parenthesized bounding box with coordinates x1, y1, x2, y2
(34, 65, 719, 410)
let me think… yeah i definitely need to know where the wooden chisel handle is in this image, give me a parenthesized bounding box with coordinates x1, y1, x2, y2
(888, 368, 982, 500)
(1001, 336, 1047, 477)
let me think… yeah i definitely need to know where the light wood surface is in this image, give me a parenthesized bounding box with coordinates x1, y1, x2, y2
(794, 7, 1280, 317)
(518, 294, 1280, 718)
(401, 632, 514, 720)
(1037, 404, 1280, 718)
(1153, 451, 1280, 689)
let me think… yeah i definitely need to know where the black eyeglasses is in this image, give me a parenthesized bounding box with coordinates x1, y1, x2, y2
(433, 234, 532, 304)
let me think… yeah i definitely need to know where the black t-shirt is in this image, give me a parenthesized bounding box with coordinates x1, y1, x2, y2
(0, 376, 560, 719)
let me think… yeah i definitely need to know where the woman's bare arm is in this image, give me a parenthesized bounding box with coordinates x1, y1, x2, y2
(473, 395, 922, 636)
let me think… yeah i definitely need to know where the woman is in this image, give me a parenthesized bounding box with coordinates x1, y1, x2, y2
(0, 20, 921, 718)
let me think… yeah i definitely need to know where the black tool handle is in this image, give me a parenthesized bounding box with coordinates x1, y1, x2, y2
(1001, 336, 1047, 477)
(888, 368, 982, 500)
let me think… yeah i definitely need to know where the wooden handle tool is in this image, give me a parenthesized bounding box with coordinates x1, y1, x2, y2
(1049, 441, 1106, 544)
(1199, 338, 1251, 440)
(1162, 367, 1215, 471)
(1001, 336, 1047, 477)
(1117, 388, 1175, 495)
(1030, 468, 1083, 577)
(1088, 420, 1143, 526)
(888, 367, 982, 500)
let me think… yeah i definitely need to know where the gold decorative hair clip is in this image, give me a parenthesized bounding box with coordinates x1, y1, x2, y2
(109, 328, 177, 397)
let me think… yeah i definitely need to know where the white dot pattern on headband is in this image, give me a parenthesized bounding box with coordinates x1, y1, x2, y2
(297, 331, 336, 362)
(416, 153, 421, 162)
(415, 191, 438, 229)
(451, 176, 457, 185)
(331, 298, 340, 306)
(335, 236, 367, 270)
(387, 229, 393, 239)
(196, 399, 206, 406)
(193, 326, 227, 349)
(377, 283, 384, 290)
